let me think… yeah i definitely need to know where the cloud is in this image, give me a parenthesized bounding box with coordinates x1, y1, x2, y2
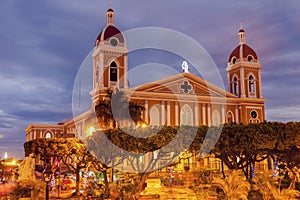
(0, 0, 299, 159)
(266, 105, 300, 122)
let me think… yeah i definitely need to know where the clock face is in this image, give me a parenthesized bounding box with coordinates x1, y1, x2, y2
(110, 38, 118, 46)
(250, 111, 258, 119)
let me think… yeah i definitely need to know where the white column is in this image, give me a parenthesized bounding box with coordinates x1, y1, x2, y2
(240, 67, 246, 98)
(124, 55, 129, 88)
(221, 105, 225, 124)
(167, 101, 171, 126)
(175, 102, 179, 126)
(202, 103, 206, 125)
(82, 121, 86, 138)
(99, 54, 104, 87)
(194, 103, 199, 126)
(145, 100, 149, 124)
(207, 104, 211, 126)
(258, 70, 263, 98)
(161, 101, 165, 125)
(227, 72, 231, 91)
(34, 129, 36, 140)
(235, 105, 239, 124)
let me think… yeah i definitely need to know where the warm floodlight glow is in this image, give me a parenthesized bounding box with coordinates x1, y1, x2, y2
(87, 126, 96, 136)
(3, 152, 8, 159)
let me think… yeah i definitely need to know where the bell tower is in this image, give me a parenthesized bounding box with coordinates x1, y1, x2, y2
(91, 7, 128, 107)
(227, 27, 262, 99)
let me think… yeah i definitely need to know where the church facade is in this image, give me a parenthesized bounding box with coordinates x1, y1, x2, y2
(25, 8, 266, 170)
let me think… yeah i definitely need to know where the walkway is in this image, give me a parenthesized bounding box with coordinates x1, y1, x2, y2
(141, 178, 199, 200)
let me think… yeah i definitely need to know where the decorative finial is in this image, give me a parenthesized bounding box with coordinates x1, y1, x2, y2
(110, 0, 112, 8)
(238, 23, 246, 44)
(182, 61, 189, 73)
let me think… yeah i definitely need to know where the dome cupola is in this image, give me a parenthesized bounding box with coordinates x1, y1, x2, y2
(228, 28, 258, 64)
(95, 8, 125, 47)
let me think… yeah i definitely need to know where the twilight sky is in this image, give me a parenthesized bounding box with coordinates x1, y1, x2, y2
(0, 0, 299, 158)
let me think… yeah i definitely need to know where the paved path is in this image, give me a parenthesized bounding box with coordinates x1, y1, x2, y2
(141, 178, 199, 200)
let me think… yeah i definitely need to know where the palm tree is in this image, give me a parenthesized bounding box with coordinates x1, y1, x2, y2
(252, 172, 300, 200)
(95, 88, 145, 129)
(212, 170, 250, 200)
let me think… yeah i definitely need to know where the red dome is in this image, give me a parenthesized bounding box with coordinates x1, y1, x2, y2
(95, 25, 125, 46)
(229, 44, 258, 62)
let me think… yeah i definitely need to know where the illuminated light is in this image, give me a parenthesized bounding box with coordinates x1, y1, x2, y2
(141, 123, 147, 128)
(87, 126, 96, 136)
(8, 160, 16, 166)
(55, 160, 60, 167)
(3, 152, 8, 159)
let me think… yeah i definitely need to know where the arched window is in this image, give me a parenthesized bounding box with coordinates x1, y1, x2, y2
(180, 104, 193, 126)
(232, 57, 237, 64)
(110, 61, 118, 82)
(247, 55, 254, 62)
(149, 106, 160, 126)
(226, 111, 234, 124)
(232, 76, 239, 96)
(45, 132, 51, 138)
(212, 110, 221, 126)
(249, 75, 255, 93)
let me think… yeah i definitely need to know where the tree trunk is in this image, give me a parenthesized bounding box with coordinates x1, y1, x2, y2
(242, 167, 248, 181)
(288, 171, 296, 190)
(137, 173, 151, 192)
(246, 164, 249, 180)
(103, 170, 110, 197)
(75, 170, 80, 195)
(221, 161, 226, 178)
(111, 166, 114, 183)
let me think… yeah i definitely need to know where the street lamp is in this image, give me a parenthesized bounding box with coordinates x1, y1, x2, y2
(43, 166, 53, 200)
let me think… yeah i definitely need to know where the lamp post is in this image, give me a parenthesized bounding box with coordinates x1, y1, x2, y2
(43, 166, 53, 200)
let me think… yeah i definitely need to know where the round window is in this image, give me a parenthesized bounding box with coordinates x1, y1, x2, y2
(110, 38, 118, 46)
(250, 111, 258, 119)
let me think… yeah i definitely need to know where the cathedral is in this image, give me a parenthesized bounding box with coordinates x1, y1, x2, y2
(25, 7, 265, 148)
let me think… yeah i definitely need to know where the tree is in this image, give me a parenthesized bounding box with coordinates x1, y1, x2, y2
(267, 122, 300, 190)
(59, 141, 94, 195)
(86, 125, 198, 192)
(24, 138, 95, 196)
(86, 130, 127, 197)
(95, 88, 145, 129)
(210, 123, 271, 180)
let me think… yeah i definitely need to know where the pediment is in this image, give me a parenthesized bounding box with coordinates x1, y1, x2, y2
(131, 73, 236, 98)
